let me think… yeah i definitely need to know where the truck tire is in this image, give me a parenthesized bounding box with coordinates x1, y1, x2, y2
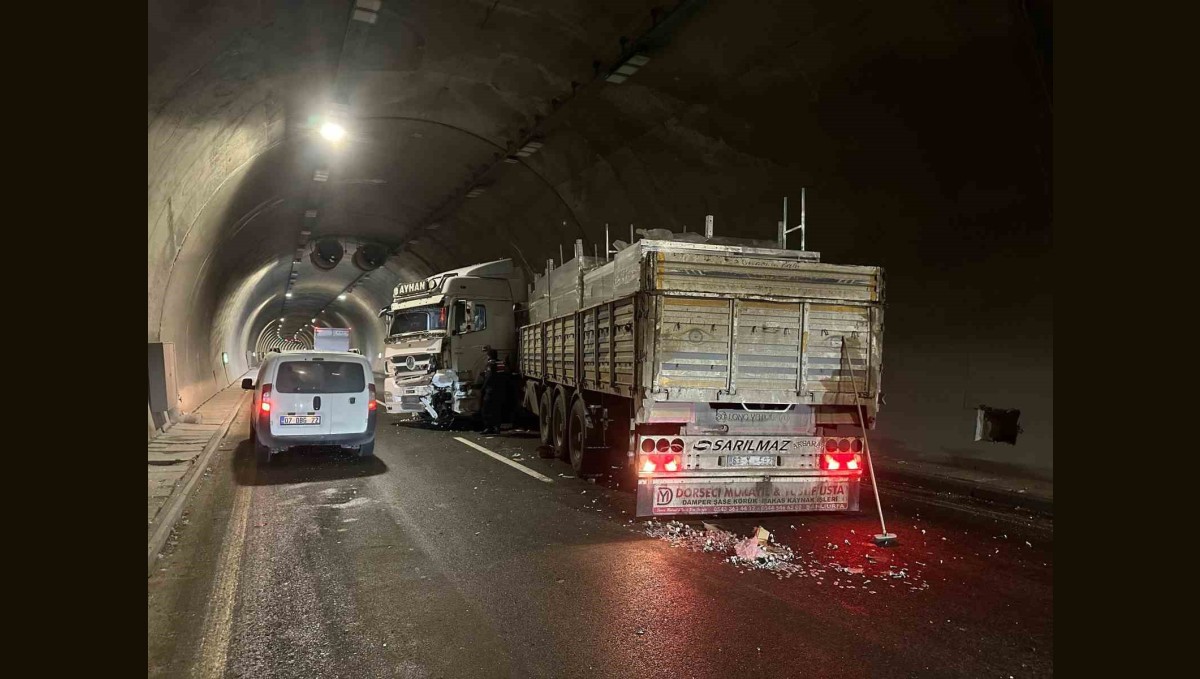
(552, 388, 569, 459)
(538, 389, 554, 446)
(357, 440, 375, 458)
(568, 398, 603, 476)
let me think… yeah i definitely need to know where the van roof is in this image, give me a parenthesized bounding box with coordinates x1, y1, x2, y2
(264, 350, 369, 364)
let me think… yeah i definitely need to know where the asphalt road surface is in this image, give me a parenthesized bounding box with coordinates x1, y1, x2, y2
(148, 405, 1053, 679)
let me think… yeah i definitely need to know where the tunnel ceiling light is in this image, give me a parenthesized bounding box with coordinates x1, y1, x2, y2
(515, 141, 544, 158)
(606, 53, 650, 84)
(285, 292, 293, 298)
(352, 0, 380, 23)
(319, 122, 346, 142)
(313, 169, 329, 182)
(338, 294, 347, 300)
(465, 186, 488, 198)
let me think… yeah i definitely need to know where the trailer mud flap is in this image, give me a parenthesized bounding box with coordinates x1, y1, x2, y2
(636, 476, 860, 517)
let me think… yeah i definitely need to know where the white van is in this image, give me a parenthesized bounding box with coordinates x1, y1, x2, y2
(243, 351, 377, 463)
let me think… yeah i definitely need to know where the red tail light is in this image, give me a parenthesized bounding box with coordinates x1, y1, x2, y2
(637, 437, 683, 473)
(368, 384, 377, 411)
(260, 384, 272, 413)
(821, 452, 863, 473)
(825, 438, 838, 452)
(838, 438, 852, 452)
(851, 439, 863, 452)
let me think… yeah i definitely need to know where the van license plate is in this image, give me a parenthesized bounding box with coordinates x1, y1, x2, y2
(280, 415, 320, 425)
(725, 455, 776, 467)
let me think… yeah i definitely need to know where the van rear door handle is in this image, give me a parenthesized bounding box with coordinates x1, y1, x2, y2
(313, 396, 322, 410)
(349, 397, 356, 404)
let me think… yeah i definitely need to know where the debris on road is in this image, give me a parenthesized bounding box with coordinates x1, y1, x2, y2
(640, 520, 932, 592)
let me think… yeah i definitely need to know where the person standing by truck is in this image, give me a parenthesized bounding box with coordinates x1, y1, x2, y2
(477, 346, 510, 434)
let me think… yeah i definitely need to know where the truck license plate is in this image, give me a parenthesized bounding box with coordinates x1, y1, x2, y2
(726, 455, 776, 467)
(279, 415, 320, 425)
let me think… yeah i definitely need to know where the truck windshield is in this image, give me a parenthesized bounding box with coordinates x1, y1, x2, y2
(388, 305, 448, 336)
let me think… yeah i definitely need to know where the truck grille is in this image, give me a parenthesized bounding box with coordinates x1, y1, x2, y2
(391, 354, 433, 377)
(400, 395, 423, 409)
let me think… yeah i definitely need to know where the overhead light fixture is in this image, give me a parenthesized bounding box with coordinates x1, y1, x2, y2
(285, 292, 293, 298)
(606, 53, 650, 84)
(465, 186, 488, 198)
(320, 122, 346, 142)
(352, 0, 381, 23)
(515, 140, 544, 158)
(338, 294, 347, 300)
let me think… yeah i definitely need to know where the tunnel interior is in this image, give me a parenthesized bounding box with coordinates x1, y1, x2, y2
(148, 0, 1051, 477)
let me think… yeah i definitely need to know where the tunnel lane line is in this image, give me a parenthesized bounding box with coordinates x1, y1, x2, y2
(453, 437, 554, 483)
(193, 482, 253, 679)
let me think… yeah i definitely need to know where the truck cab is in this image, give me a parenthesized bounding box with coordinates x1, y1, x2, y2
(380, 259, 525, 422)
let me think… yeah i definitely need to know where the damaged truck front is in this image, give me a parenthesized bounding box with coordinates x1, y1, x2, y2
(379, 260, 524, 425)
(520, 235, 885, 518)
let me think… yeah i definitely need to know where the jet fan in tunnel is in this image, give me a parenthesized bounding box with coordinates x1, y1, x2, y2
(309, 238, 344, 270)
(352, 242, 388, 271)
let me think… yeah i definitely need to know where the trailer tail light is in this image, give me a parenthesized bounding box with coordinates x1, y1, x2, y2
(260, 384, 272, 413)
(823, 437, 863, 454)
(637, 437, 684, 473)
(368, 384, 377, 411)
(821, 452, 863, 473)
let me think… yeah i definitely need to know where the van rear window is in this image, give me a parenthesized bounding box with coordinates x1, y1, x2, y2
(275, 361, 365, 393)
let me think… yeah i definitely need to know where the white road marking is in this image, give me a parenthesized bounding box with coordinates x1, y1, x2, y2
(453, 437, 554, 483)
(193, 483, 252, 679)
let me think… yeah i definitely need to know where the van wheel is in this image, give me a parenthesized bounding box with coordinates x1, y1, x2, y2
(538, 389, 553, 447)
(552, 389, 570, 459)
(568, 398, 603, 476)
(255, 441, 272, 465)
(357, 440, 375, 458)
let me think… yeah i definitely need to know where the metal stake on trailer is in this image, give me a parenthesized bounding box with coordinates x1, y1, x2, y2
(778, 188, 807, 250)
(842, 337, 897, 547)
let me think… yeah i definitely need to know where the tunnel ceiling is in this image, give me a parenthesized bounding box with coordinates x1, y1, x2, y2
(148, 0, 1050, 410)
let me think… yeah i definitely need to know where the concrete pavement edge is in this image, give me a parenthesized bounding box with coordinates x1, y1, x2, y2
(147, 391, 249, 576)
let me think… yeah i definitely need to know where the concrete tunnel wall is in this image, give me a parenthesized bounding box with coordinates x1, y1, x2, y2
(148, 0, 1051, 478)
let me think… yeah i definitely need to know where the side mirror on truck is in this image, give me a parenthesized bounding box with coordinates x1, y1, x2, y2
(241, 378, 254, 390)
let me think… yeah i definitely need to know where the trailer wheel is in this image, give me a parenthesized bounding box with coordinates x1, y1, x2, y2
(552, 388, 569, 459)
(538, 388, 554, 447)
(568, 398, 603, 476)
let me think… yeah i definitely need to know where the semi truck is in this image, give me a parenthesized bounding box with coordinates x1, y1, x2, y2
(380, 227, 885, 517)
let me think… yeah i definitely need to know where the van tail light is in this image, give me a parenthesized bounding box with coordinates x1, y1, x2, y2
(368, 383, 377, 411)
(260, 384, 272, 413)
